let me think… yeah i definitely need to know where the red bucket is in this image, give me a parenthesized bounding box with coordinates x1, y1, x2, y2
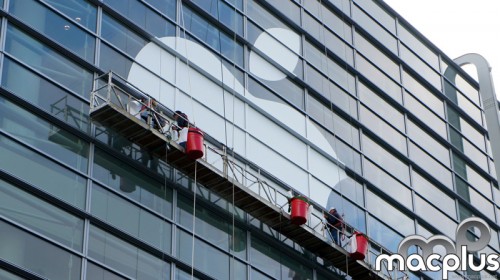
(186, 128, 204, 159)
(289, 197, 309, 225)
(350, 231, 368, 260)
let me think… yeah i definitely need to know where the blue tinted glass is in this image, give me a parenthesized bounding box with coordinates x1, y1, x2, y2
(5, 24, 93, 98)
(0, 135, 87, 208)
(144, 0, 176, 20)
(44, 0, 96, 31)
(182, 6, 243, 67)
(1, 58, 91, 132)
(190, 0, 244, 35)
(0, 96, 89, 173)
(10, 0, 95, 62)
(104, 0, 175, 37)
(102, 13, 148, 58)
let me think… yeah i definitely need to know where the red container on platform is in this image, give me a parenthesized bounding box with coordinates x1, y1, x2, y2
(350, 231, 368, 260)
(186, 128, 204, 159)
(289, 197, 309, 225)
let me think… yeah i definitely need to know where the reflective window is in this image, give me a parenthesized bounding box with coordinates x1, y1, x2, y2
(0, 220, 81, 279)
(409, 142, 452, 187)
(183, 6, 243, 67)
(403, 71, 444, 118)
(356, 55, 401, 104)
(176, 267, 201, 280)
(405, 91, 447, 139)
(93, 148, 173, 218)
(177, 229, 230, 279)
(250, 235, 312, 280)
(367, 215, 403, 252)
(360, 106, 406, 155)
(453, 154, 492, 199)
(91, 183, 172, 253)
(177, 194, 246, 259)
(307, 95, 360, 149)
(0, 269, 24, 280)
(358, 82, 404, 132)
(88, 225, 170, 279)
(303, 0, 352, 43)
(400, 45, 441, 90)
(102, 13, 148, 59)
(248, 20, 303, 79)
(0, 135, 86, 208)
(5, 24, 93, 98)
(366, 190, 414, 236)
(354, 0, 395, 34)
(86, 262, 128, 280)
(303, 12, 355, 66)
(469, 187, 495, 220)
(144, 0, 176, 21)
(328, 189, 366, 233)
(0, 96, 89, 173)
(9, 0, 95, 62)
(248, 51, 304, 109)
(363, 135, 410, 185)
(1, 58, 89, 132)
(99, 42, 134, 78)
(449, 127, 489, 173)
(363, 159, 412, 209)
(444, 81, 482, 126)
(0, 179, 84, 251)
(352, 5, 397, 54)
(264, 0, 300, 23)
(442, 64, 481, 106)
(447, 107, 485, 152)
(104, 0, 175, 36)
(415, 195, 457, 239)
(355, 32, 399, 81)
(398, 24, 439, 71)
(306, 64, 357, 118)
(190, 0, 244, 36)
(313, 123, 362, 173)
(412, 171, 456, 219)
(43, 0, 97, 31)
(304, 40, 355, 94)
(408, 120, 449, 167)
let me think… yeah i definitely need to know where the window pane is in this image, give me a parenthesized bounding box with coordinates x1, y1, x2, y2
(408, 120, 449, 167)
(366, 190, 414, 237)
(355, 32, 399, 81)
(409, 142, 452, 187)
(0, 96, 89, 173)
(176, 229, 230, 279)
(9, 0, 95, 62)
(190, 0, 243, 36)
(86, 262, 128, 280)
(360, 106, 406, 155)
(403, 71, 444, 117)
(352, 5, 397, 54)
(405, 91, 447, 139)
(0, 135, 86, 208)
(363, 135, 410, 185)
(1, 58, 90, 133)
(88, 225, 170, 279)
(5, 24, 93, 98)
(412, 171, 456, 219)
(102, 13, 148, 58)
(104, 0, 176, 36)
(359, 82, 404, 132)
(93, 148, 173, 217)
(43, 0, 97, 31)
(356, 55, 401, 104)
(0, 220, 81, 279)
(91, 183, 171, 253)
(0, 178, 84, 251)
(400, 45, 441, 90)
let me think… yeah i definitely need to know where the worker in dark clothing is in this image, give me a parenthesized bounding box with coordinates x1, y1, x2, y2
(324, 207, 343, 246)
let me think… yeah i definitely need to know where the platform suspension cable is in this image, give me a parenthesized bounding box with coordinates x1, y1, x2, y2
(318, 0, 350, 275)
(215, 2, 240, 279)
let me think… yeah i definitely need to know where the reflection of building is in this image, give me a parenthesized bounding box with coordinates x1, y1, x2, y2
(0, 0, 499, 280)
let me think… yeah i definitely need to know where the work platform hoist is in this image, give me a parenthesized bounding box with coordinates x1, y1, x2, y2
(89, 71, 407, 280)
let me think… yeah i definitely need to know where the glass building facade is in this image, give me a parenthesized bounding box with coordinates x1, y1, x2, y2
(0, 0, 498, 279)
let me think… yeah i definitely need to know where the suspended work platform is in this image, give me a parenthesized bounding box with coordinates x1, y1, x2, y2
(90, 72, 402, 280)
